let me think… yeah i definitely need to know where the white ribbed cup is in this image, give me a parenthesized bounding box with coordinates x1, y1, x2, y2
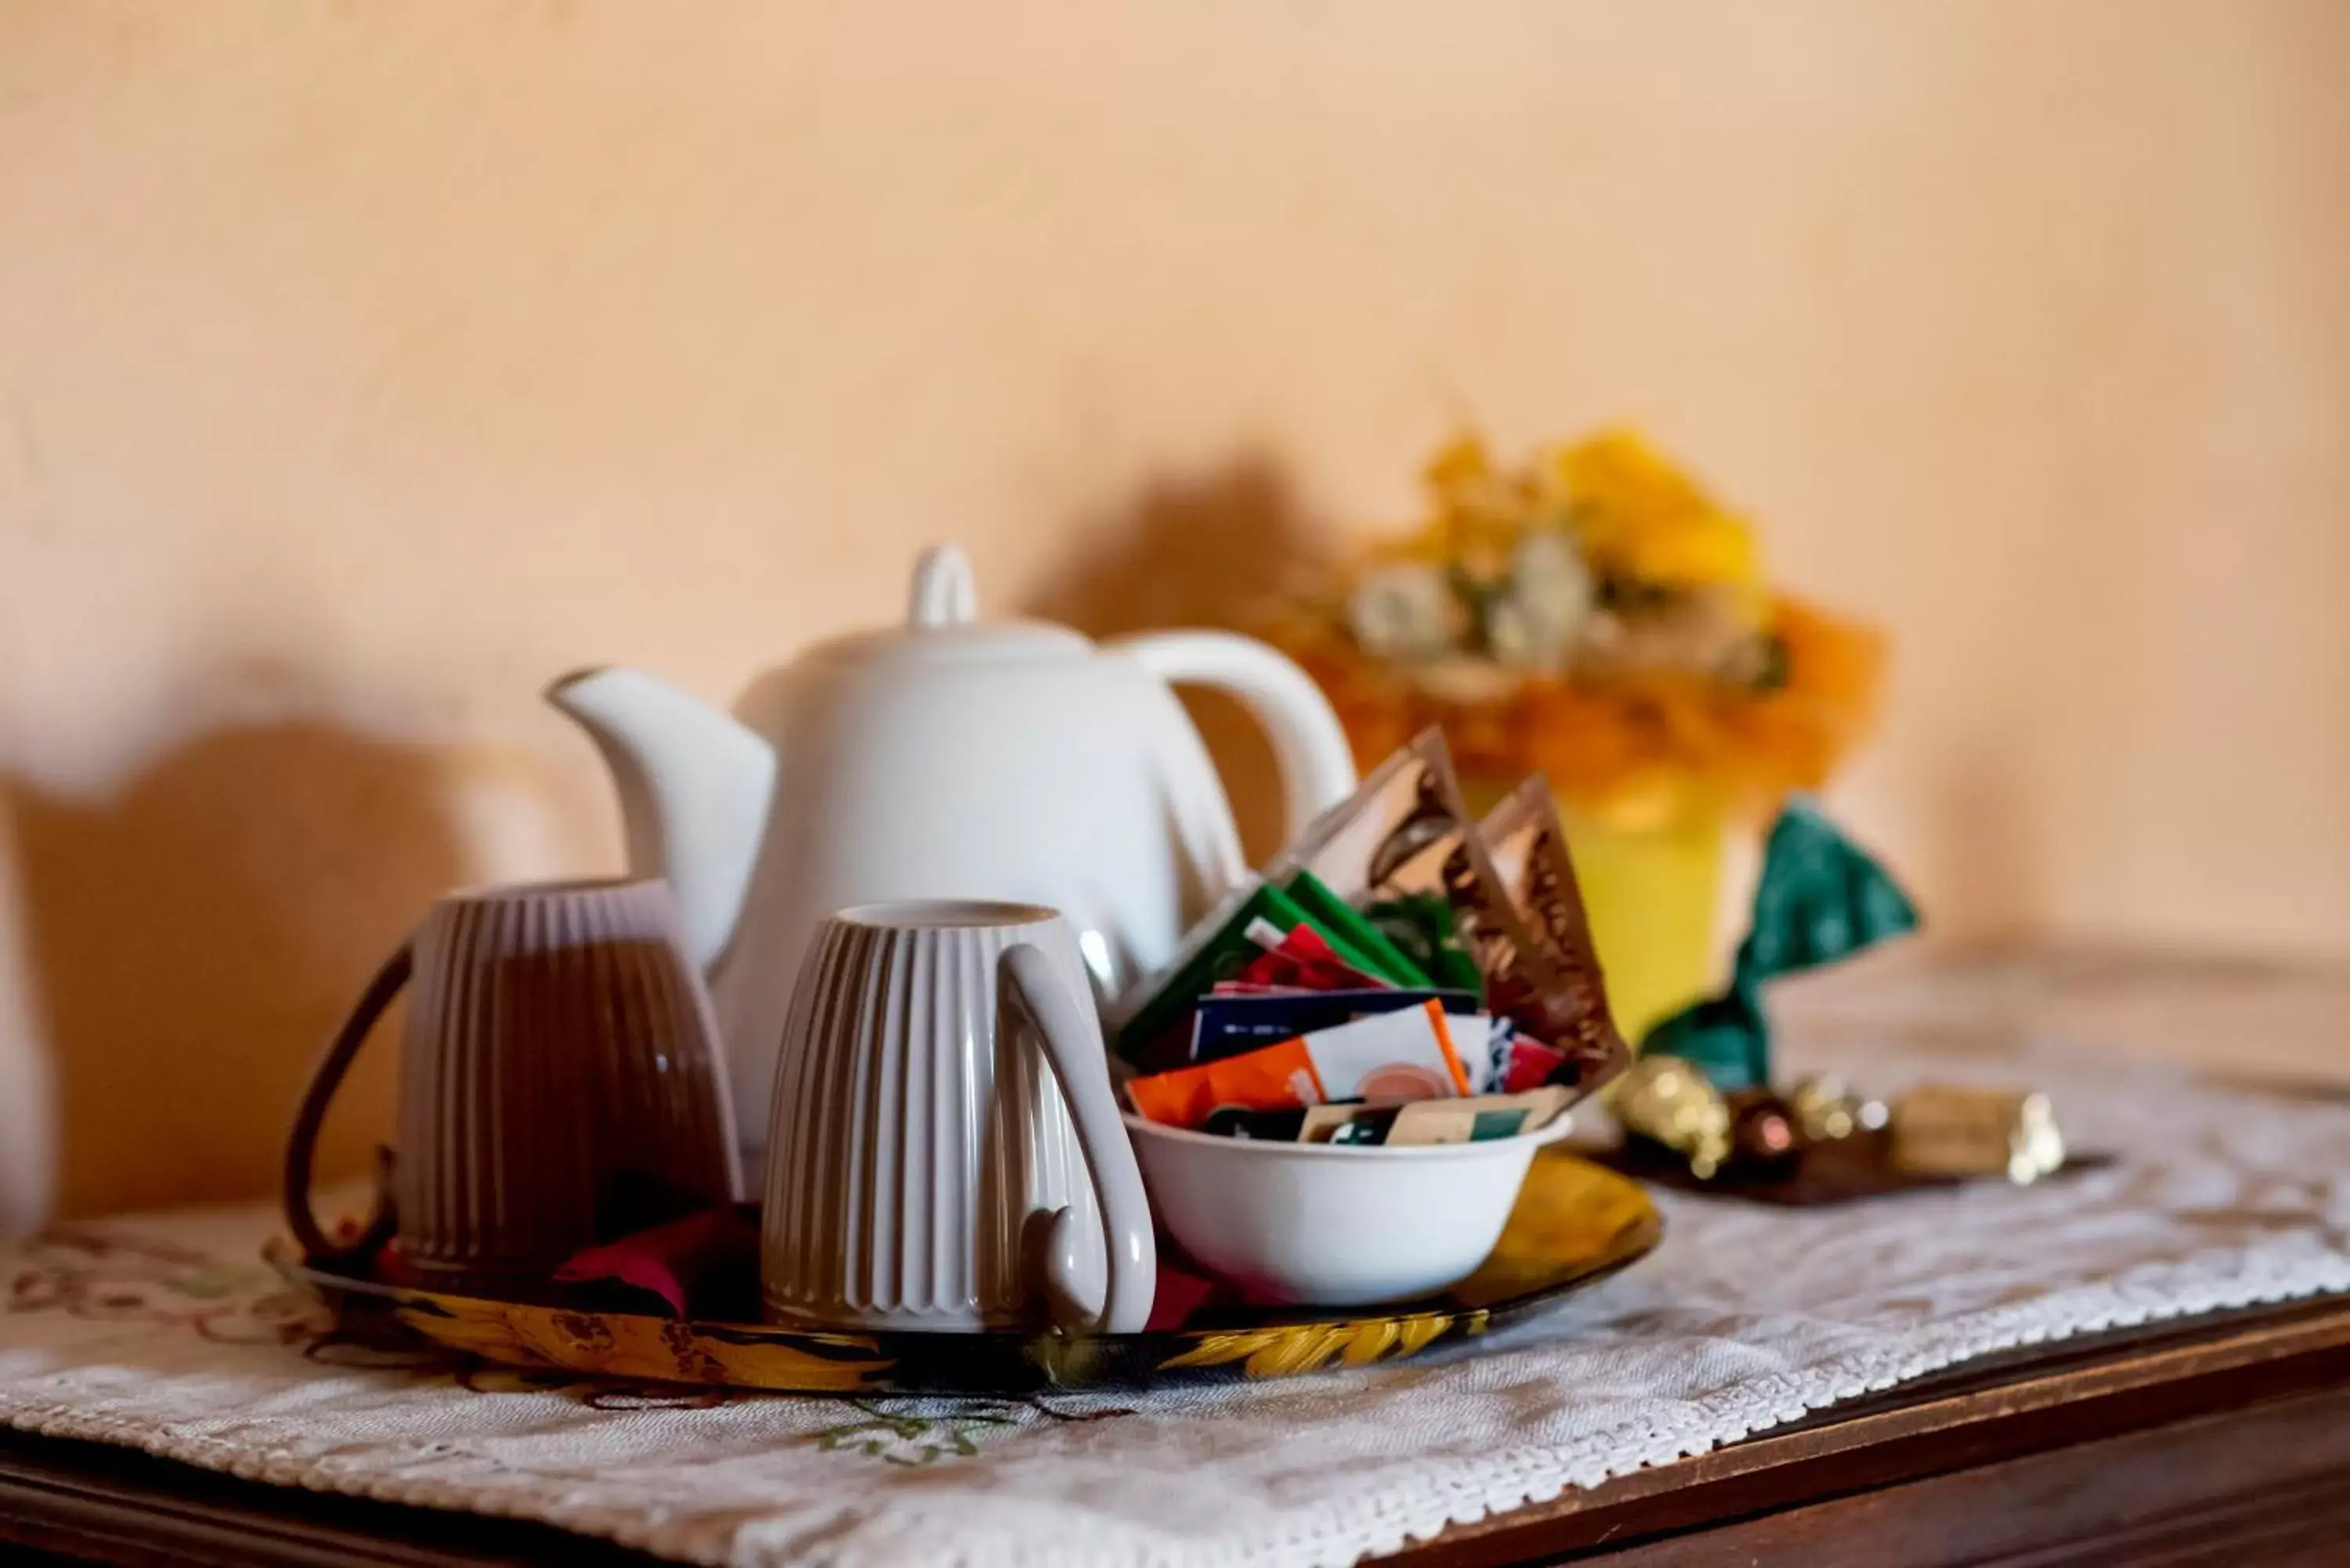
(761, 900, 1155, 1333)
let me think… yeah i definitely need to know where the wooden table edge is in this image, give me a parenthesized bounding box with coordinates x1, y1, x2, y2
(1384, 1292, 2350, 1565)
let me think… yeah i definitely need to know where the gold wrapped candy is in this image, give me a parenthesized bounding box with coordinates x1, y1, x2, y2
(1889, 1085, 2066, 1185)
(1612, 1055, 1733, 1180)
(1787, 1075, 1886, 1145)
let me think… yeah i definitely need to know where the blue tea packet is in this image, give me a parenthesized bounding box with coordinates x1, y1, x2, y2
(1190, 988, 1479, 1063)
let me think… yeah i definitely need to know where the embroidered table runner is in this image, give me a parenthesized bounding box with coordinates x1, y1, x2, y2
(5, 1031, 2347, 1568)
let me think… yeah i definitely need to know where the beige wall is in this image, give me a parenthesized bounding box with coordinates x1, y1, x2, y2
(3, 0, 2345, 1223)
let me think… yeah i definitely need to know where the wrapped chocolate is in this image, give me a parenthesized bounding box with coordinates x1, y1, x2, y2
(1889, 1085, 2066, 1184)
(1723, 1089, 1803, 1178)
(1610, 1054, 1733, 1179)
(1786, 1074, 1885, 1143)
(1477, 778, 1629, 1086)
(1644, 800, 1919, 1090)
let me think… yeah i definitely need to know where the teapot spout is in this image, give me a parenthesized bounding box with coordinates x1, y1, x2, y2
(546, 667, 776, 973)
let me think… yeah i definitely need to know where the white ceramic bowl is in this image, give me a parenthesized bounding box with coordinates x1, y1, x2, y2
(1122, 1111, 1575, 1308)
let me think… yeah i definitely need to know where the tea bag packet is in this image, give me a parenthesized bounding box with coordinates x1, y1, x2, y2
(1486, 1018, 1571, 1094)
(1191, 987, 1479, 1064)
(1115, 884, 1397, 1064)
(1477, 778, 1629, 1087)
(1299, 1087, 1572, 1147)
(1296, 1103, 1403, 1146)
(1126, 1001, 1473, 1128)
(1227, 919, 1397, 994)
(1198, 1105, 1311, 1141)
(1390, 1086, 1571, 1146)
(1282, 869, 1434, 988)
(1644, 800, 1919, 1090)
(1266, 729, 1572, 1061)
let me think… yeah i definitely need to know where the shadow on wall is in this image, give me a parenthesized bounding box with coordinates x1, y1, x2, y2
(1024, 456, 1340, 865)
(3, 721, 469, 1219)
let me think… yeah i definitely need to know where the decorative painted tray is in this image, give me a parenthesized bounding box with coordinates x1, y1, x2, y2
(269, 1151, 1660, 1393)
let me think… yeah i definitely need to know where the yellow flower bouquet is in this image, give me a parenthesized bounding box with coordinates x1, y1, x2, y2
(1264, 429, 1886, 1037)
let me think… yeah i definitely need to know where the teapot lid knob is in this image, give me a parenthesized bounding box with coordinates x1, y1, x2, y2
(908, 544, 978, 629)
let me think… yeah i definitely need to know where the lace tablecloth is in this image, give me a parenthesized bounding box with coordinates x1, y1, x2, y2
(4, 1029, 2347, 1568)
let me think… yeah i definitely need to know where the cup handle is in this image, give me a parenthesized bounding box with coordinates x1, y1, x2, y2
(1000, 943, 1157, 1335)
(283, 942, 411, 1263)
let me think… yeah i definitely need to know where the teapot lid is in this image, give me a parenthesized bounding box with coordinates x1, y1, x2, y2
(801, 544, 1092, 668)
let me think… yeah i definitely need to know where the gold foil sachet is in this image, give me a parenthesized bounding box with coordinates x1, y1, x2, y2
(1477, 776, 1630, 1090)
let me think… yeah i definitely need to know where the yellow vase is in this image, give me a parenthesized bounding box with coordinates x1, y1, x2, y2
(1555, 803, 1725, 1045)
(1461, 779, 1725, 1046)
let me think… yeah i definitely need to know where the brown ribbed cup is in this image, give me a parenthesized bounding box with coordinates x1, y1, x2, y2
(285, 878, 741, 1289)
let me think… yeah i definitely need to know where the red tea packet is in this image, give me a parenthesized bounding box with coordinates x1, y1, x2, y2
(1230, 920, 1389, 993)
(1126, 1001, 1472, 1127)
(1501, 1034, 1571, 1093)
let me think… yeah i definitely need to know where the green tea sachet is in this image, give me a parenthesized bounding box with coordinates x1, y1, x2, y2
(1115, 880, 1397, 1063)
(1282, 869, 1431, 989)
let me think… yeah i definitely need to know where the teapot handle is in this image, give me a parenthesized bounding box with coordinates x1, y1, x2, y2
(999, 943, 1156, 1335)
(1108, 630, 1357, 844)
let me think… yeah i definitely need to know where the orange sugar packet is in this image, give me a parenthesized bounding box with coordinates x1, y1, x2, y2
(1126, 1001, 1471, 1128)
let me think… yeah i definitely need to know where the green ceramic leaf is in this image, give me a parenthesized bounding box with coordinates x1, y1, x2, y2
(1736, 801, 1920, 985)
(1640, 980, 1769, 1091)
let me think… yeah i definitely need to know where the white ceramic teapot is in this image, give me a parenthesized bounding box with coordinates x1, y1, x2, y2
(548, 544, 1357, 1162)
